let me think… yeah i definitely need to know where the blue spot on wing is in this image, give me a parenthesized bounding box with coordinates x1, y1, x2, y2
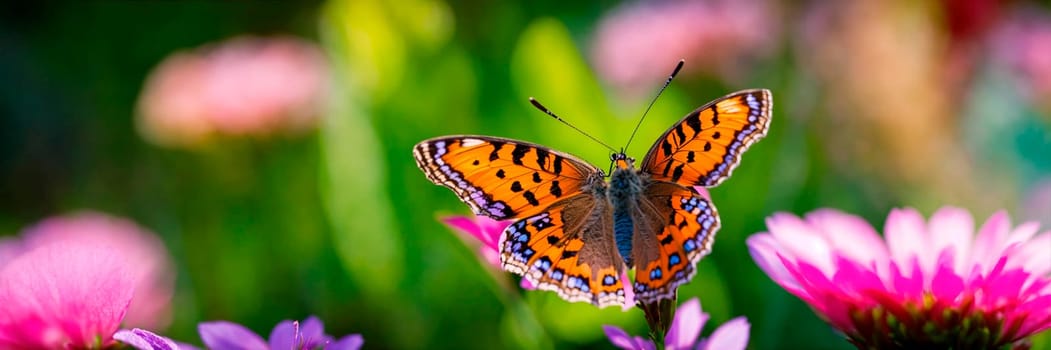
(684, 239, 696, 252)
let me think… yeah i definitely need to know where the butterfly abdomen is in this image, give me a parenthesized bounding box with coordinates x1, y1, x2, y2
(609, 167, 644, 266)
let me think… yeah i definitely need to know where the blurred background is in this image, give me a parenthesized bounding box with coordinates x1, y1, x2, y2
(1, 0, 1048, 349)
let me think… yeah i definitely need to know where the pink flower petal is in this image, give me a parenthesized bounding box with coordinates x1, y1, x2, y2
(884, 208, 930, 276)
(0, 241, 135, 348)
(698, 317, 750, 350)
(831, 256, 886, 294)
(805, 209, 888, 267)
(19, 211, 175, 329)
(746, 234, 798, 290)
(971, 211, 1012, 272)
(621, 271, 636, 311)
(1011, 232, 1051, 276)
(765, 213, 834, 275)
(930, 252, 965, 302)
(927, 206, 974, 275)
(442, 215, 509, 268)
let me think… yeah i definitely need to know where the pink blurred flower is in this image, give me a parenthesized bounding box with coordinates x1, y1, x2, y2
(1, 211, 177, 330)
(137, 36, 329, 148)
(590, 0, 777, 97)
(749, 207, 1051, 348)
(991, 8, 1051, 115)
(0, 240, 135, 348)
(1023, 179, 1051, 228)
(603, 298, 750, 350)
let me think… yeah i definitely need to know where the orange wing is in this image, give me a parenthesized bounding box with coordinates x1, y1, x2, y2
(414, 136, 600, 220)
(640, 90, 772, 187)
(501, 195, 628, 308)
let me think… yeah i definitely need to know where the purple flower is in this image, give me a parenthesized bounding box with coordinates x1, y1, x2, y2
(117, 316, 362, 350)
(115, 328, 196, 350)
(604, 298, 750, 350)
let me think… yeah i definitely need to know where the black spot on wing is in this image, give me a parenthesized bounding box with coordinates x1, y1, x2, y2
(660, 234, 673, 245)
(553, 155, 564, 175)
(711, 106, 720, 125)
(547, 235, 560, 244)
(686, 151, 695, 163)
(703, 142, 712, 152)
(535, 148, 550, 169)
(712, 131, 721, 140)
(532, 172, 542, 183)
(511, 181, 523, 192)
(671, 163, 685, 182)
(523, 191, 540, 206)
(686, 114, 701, 133)
(561, 250, 578, 259)
(675, 124, 687, 143)
(489, 141, 505, 161)
(511, 144, 530, 165)
(662, 140, 673, 157)
(550, 180, 562, 197)
(496, 169, 506, 179)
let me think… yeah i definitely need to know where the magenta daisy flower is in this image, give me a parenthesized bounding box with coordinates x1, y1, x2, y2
(748, 207, 1051, 349)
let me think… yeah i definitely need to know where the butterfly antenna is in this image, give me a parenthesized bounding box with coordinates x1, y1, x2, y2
(529, 97, 617, 153)
(623, 59, 685, 151)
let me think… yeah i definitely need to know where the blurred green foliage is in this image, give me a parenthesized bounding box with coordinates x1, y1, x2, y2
(1, 1, 1048, 349)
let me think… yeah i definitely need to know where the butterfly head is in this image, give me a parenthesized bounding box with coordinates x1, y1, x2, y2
(610, 152, 635, 170)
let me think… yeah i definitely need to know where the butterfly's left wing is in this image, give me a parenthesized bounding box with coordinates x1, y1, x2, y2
(630, 182, 720, 303)
(501, 193, 629, 308)
(640, 89, 772, 187)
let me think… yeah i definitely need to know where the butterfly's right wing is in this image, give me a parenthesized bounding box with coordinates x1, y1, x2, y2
(640, 90, 772, 188)
(414, 136, 600, 220)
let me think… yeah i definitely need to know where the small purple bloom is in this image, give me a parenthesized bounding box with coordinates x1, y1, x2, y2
(115, 329, 198, 350)
(117, 316, 362, 350)
(200, 316, 362, 350)
(604, 298, 750, 350)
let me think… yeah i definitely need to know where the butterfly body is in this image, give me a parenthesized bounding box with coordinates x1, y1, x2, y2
(414, 89, 772, 308)
(609, 156, 643, 267)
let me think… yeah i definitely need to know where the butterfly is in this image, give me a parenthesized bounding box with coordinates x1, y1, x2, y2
(414, 89, 772, 307)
